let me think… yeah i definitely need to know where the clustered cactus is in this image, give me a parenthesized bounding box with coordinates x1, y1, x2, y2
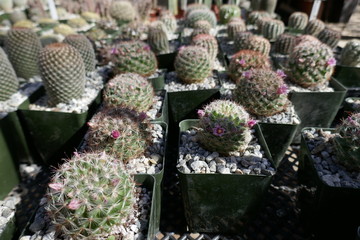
(304, 19, 325, 36)
(0, 47, 19, 101)
(317, 27, 341, 49)
(261, 19, 285, 40)
(288, 12, 308, 31)
(273, 34, 296, 55)
(227, 18, 246, 40)
(186, 9, 217, 28)
(340, 39, 360, 67)
(147, 23, 170, 55)
(109, 0, 137, 25)
(191, 33, 218, 63)
(219, 4, 241, 24)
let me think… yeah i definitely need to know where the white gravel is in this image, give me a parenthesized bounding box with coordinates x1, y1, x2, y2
(165, 71, 220, 92)
(345, 97, 360, 112)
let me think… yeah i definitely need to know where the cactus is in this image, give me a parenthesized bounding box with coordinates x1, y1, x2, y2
(63, 34, 96, 72)
(39, 43, 85, 106)
(81, 11, 101, 22)
(191, 20, 212, 39)
(219, 4, 241, 24)
(147, 23, 170, 55)
(111, 40, 157, 77)
(317, 27, 341, 49)
(273, 33, 296, 55)
(187, 9, 217, 28)
(260, 0, 278, 16)
(261, 19, 285, 40)
(13, 20, 36, 29)
(38, 18, 59, 28)
(109, 1, 137, 25)
(68, 17, 88, 28)
(247, 11, 270, 25)
(234, 31, 253, 51)
(234, 68, 289, 116)
(237, 35, 271, 56)
(46, 152, 136, 239)
(286, 41, 335, 88)
(304, 19, 325, 36)
(9, 10, 27, 24)
(196, 99, 253, 155)
(0, 47, 19, 101)
(86, 28, 107, 41)
(160, 11, 177, 33)
(333, 113, 360, 171)
(13, 0, 27, 8)
(103, 73, 154, 112)
(191, 34, 218, 63)
(0, 0, 13, 12)
(227, 18, 246, 40)
(295, 34, 321, 46)
(118, 21, 142, 41)
(5, 27, 41, 80)
(85, 108, 150, 162)
(185, 3, 209, 18)
(174, 45, 212, 84)
(340, 39, 360, 67)
(255, 16, 272, 34)
(228, 50, 271, 83)
(288, 12, 308, 31)
(54, 24, 75, 36)
(40, 35, 59, 47)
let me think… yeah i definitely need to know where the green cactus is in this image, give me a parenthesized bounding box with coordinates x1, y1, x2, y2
(5, 27, 41, 80)
(63, 34, 96, 72)
(237, 35, 271, 56)
(103, 73, 154, 112)
(174, 45, 212, 84)
(191, 33, 218, 63)
(340, 39, 360, 67)
(287, 41, 335, 88)
(13, 20, 36, 29)
(191, 20, 212, 39)
(260, 0, 277, 16)
(234, 31, 254, 51)
(317, 27, 341, 49)
(81, 11, 101, 22)
(219, 4, 241, 24)
(46, 152, 136, 239)
(111, 40, 157, 77)
(9, 10, 27, 24)
(85, 108, 150, 162)
(261, 19, 285, 40)
(147, 23, 170, 55)
(0, 47, 18, 101)
(273, 33, 296, 55)
(304, 19, 325, 36)
(185, 3, 209, 18)
(39, 43, 85, 106)
(227, 18, 246, 40)
(196, 99, 253, 155)
(255, 16, 272, 34)
(54, 24, 76, 36)
(333, 113, 360, 171)
(86, 28, 107, 41)
(67, 17, 88, 28)
(234, 68, 290, 116)
(288, 12, 308, 31)
(186, 9, 217, 28)
(228, 49, 271, 83)
(246, 11, 270, 25)
(109, 1, 137, 25)
(38, 18, 59, 28)
(160, 11, 177, 33)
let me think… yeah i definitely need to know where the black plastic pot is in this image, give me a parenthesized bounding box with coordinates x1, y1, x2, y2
(333, 65, 360, 97)
(149, 68, 167, 91)
(298, 128, 360, 240)
(154, 90, 168, 124)
(177, 119, 275, 234)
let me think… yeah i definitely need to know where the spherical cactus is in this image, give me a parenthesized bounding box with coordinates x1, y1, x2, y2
(186, 9, 217, 28)
(255, 16, 272, 34)
(219, 4, 241, 24)
(85, 108, 150, 162)
(273, 33, 296, 55)
(234, 31, 253, 51)
(246, 11, 270, 25)
(39, 43, 86, 106)
(340, 39, 360, 67)
(86, 28, 107, 41)
(174, 45, 212, 84)
(54, 24, 75, 36)
(160, 11, 177, 33)
(46, 152, 136, 239)
(196, 99, 254, 155)
(111, 40, 157, 77)
(191, 33, 218, 63)
(238, 35, 271, 56)
(185, 3, 209, 18)
(191, 20, 212, 39)
(9, 10, 27, 24)
(0, 0, 13, 12)
(288, 12, 308, 31)
(81, 11, 101, 22)
(287, 41, 335, 88)
(147, 24, 170, 55)
(13, 20, 36, 29)
(67, 17, 88, 28)
(5, 27, 41, 80)
(234, 68, 290, 116)
(63, 34, 96, 72)
(304, 19, 325, 36)
(103, 73, 154, 112)
(40, 35, 59, 47)
(38, 18, 59, 28)
(227, 18, 246, 40)
(109, 1, 137, 25)
(0, 47, 19, 101)
(261, 19, 285, 40)
(317, 27, 341, 49)
(228, 49, 271, 83)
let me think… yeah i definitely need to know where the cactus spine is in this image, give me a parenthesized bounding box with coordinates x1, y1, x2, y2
(191, 34, 218, 64)
(273, 34, 296, 55)
(219, 4, 241, 24)
(227, 18, 246, 40)
(317, 27, 341, 49)
(304, 19, 325, 36)
(0, 47, 19, 101)
(288, 12, 308, 31)
(261, 19, 285, 40)
(340, 39, 360, 67)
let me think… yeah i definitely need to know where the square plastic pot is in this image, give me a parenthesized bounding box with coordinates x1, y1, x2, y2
(154, 90, 168, 125)
(156, 49, 177, 72)
(149, 68, 167, 91)
(177, 119, 275, 234)
(333, 65, 360, 97)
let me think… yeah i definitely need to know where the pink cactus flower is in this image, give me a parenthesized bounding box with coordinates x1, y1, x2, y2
(111, 179, 120, 186)
(111, 130, 120, 139)
(143, 45, 151, 51)
(87, 121, 94, 128)
(139, 112, 147, 121)
(327, 58, 336, 67)
(197, 109, 205, 118)
(67, 199, 82, 210)
(212, 124, 226, 136)
(110, 47, 118, 55)
(298, 58, 305, 63)
(49, 183, 63, 191)
(276, 69, 287, 78)
(277, 84, 289, 94)
(247, 119, 257, 128)
(242, 71, 252, 78)
(236, 59, 246, 66)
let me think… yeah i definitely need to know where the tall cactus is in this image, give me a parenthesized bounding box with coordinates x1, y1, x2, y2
(261, 19, 285, 40)
(160, 11, 178, 33)
(273, 34, 296, 55)
(317, 27, 341, 49)
(109, 0, 137, 25)
(0, 47, 19, 101)
(340, 39, 360, 67)
(304, 19, 325, 36)
(288, 12, 308, 31)
(147, 23, 170, 55)
(227, 18, 246, 40)
(219, 4, 241, 24)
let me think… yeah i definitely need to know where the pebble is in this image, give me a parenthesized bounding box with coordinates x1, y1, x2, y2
(345, 97, 360, 111)
(165, 71, 220, 92)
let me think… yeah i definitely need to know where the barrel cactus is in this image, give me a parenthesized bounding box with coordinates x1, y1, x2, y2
(340, 39, 360, 67)
(191, 33, 218, 63)
(38, 18, 59, 28)
(68, 17, 88, 28)
(5, 27, 41, 80)
(238, 35, 271, 56)
(317, 27, 341, 49)
(227, 18, 246, 40)
(273, 34, 296, 55)
(39, 43, 85, 106)
(234, 31, 254, 51)
(304, 19, 325, 36)
(160, 11, 177, 33)
(81, 11, 101, 23)
(187, 9, 217, 28)
(246, 11, 270, 25)
(219, 4, 241, 24)
(109, 0, 137, 25)
(147, 23, 170, 55)
(0, 47, 18, 101)
(288, 12, 308, 31)
(174, 45, 212, 84)
(191, 20, 212, 39)
(54, 24, 75, 36)
(261, 19, 285, 40)
(196, 99, 254, 155)
(118, 21, 142, 41)
(295, 34, 321, 46)
(185, 3, 209, 18)
(256, 16, 272, 34)
(13, 20, 36, 29)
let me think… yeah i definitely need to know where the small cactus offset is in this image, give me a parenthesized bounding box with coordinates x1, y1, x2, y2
(103, 73, 154, 112)
(261, 19, 285, 40)
(228, 50, 271, 83)
(39, 43, 85, 106)
(333, 113, 360, 171)
(273, 34, 296, 55)
(234, 68, 290, 116)
(234, 31, 254, 51)
(288, 12, 308, 31)
(160, 11, 178, 33)
(5, 27, 41, 80)
(191, 34, 218, 63)
(63, 34, 96, 72)
(196, 99, 254, 155)
(147, 23, 170, 55)
(191, 20, 212, 39)
(186, 9, 217, 28)
(219, 4, 241, 24)
(0, 47, 19, 101)
(246, 11, 270, 25)
(109, 0, 137, 25)
(46, 152, 136, 239)
(239, 35, 271, 56)
(227, 18, 246, 40)
(317, 27, 341, 49)
(304, 19, 325, 36)
(340, 39, 360, 67)
(111, 40, 157, 77)
(174, 45, 212, 84)
(287, 41, 335, 88)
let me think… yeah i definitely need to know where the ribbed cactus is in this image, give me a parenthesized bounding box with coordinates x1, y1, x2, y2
(261, 19, 285, 40)
(54, 24, 75, 36)
(174, 45, 212, 84)
(219, 4, 241, 24)
(68, 17, 88, 28)
(109, 0, 137, 25)
(196, 99, 253, 155)
(237, 35, 271, 56)
(341, 39, 360, 67)
(81, 11, 101, 22)
(333, 113, 360, 171)
(247, 11, 270, 25)
(287, 41, 335, 88)
(191, 34, 218, 63)
(47, 152, 136, 239)
(288, 12, 308, 31)
(234, 31, 253, 51)
(85, 108, 150, 162)
(187, 9, 217, 28)
(228, 49, 271, 83)
(185, 3, 209, 18)
(191, 20, 212, 39)
(260, 0, 277, 16)
(111, 40, 157, 77)
(5, 27, 41, 80)
(103, 73, 154, 112)
(39, 43, 85, 106)
(234, 68, 289, 116)
(160, 11, 177, 33)
(273, 33, 296, 55)
(295, 34, 321, 46)
(304, 19, 325, 36)
(317, 27, 341, 49)
(227, 18, 246, 40)
(63, 34, 96, 72)
(0, 47, 18, 101)
(147, 23, 170, 55)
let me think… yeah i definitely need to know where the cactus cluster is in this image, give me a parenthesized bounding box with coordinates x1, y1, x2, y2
(237, 35, 271, 56)
(191, 20, 212, 39)
(186, 9, 217, 28)
(227, 18, 246, 40)
(234, 31, 253, 51)
(261, 19, 285, 40)
(68, 17, 88, 28)
(196, 99, 254, 155)
(304, 19, 325, 36)
(288, 12, 308, 31)
(46, 152, 136, 239)
(174, 45, 212, 84)
(109, 0, 137, 25)
(0, 47, 19, 101)
(340, 39, 360, 67)
(317, 27, 341, 49)
(246, 11, 270, 25)
(191, 33, 218, 63)
(147, 22, 170, 55)
(273, 34, 296, 55)
(234, 68, 290, 116)
(219, 4, 241, 24)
